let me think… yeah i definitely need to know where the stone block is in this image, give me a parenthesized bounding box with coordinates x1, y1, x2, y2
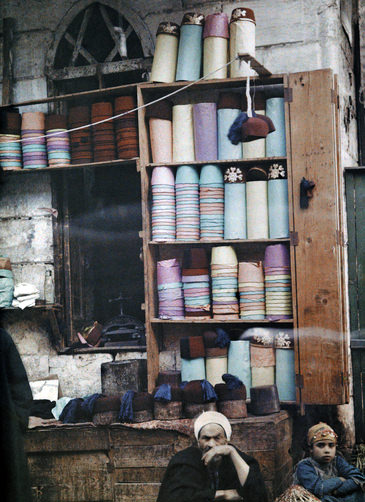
(13, 78, 48, 113)
(101, 359, 147, 395)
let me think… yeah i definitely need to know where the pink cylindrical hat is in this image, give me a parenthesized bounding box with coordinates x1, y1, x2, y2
(239, 261, 264, 282)
(151, 166, 175, 185)
(21, 112, 45, 130)
(264, 244, 290, 268)
(203, 13, 229, 39)
(157, 258, 181, 284)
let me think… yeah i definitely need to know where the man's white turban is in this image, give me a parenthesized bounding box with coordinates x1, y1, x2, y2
(194, 411, 232, 441)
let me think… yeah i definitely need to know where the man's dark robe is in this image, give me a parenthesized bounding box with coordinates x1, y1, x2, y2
(157, 444, 268, 502)
(0, 328, 33, 501)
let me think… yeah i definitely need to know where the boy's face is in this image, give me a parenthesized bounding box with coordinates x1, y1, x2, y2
(310, 439, 336, 464)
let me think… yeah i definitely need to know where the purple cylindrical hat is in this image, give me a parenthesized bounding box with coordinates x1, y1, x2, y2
(193, 103, 217, 161)
(264, 244, 290, 268)
(157, 258, 181, 285)
(203, 13, 229, 39)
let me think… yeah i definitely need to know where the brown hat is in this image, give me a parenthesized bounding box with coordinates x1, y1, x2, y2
(180, 336, 206, 359)
(181, 12, 205, 26)
(241, 116, 269, 142)
(145, 100, 172, 121)
(230, 7, 256, 24)
(156, 21, 180, 37)
(93, 396, 121, 413)
(215, 383, 246, 401)
(157, 370, 181, 387)
(250, 385, 280, 415)
(133, 392, 154, 412)
(217, 92, 241, 110)
(246, 166, 267, 182)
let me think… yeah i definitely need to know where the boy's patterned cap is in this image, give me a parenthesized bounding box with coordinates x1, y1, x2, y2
(307, 422, 338, 445)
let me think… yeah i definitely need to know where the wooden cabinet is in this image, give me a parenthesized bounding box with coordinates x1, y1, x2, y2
(1, 69, 348, 405)
(137, 69, 349, 406)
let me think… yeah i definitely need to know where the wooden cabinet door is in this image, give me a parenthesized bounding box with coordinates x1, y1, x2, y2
(287, 69, 349, 404)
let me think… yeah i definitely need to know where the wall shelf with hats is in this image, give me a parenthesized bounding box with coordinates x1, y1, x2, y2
(138, 67, 348, 411)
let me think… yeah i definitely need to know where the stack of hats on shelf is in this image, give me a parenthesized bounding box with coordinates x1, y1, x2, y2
(157, 258, 184, 319)
(0, 109, 22, 171)
(215, 374, 247, 418)
(91, 102, 116, 162)
(203, 328, 230, 385)
(224, 166, 247, 239)
(181, 248, 211, 319)
(175, 165, 200, 240)
(21, 112, 47, 169)
(151, 166, 176, 241)
(119, 391, 154, 423)
(264, 244, 292, 320)
(114, 96, 138, 159)
(146, 100, 173, 163)
(199, 164, 224, 240)
(211, 246, 239, 319)
(92, 396, 121, 425)
(247, 327, 275, 387)
(181, 379, 217, 418)
(180, 335, 206, 381)
(45, 114, 70, 167)
(238, 261, 265, 320)
(68, 106, 93, 164)
(153, 383, 183, 420)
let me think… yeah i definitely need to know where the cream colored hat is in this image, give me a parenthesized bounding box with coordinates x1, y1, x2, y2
(194, 411, 232, 441)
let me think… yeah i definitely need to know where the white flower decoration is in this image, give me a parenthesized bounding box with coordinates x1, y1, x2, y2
(269, 163, 286, 179)
(224, 167, 243, 183)
(253, 331, 273, 346)
(275, 331, 291, 348)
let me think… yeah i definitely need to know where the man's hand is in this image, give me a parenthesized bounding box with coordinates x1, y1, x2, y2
(214, 489, 243, 500)
(202, 445, 234, 468)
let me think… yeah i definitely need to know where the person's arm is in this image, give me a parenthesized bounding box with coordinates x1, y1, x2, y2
(236, 453, 268, 502)
(202, 445, 249, 487)
(157, 459, 215, 502)
(335, 456, 365, 495)
(295, 460, 343, 498)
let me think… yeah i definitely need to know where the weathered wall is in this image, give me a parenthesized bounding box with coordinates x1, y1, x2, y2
(0, 0, 359, 402)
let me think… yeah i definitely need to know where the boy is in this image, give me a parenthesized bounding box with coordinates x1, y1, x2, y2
(293, 422, 365, 502)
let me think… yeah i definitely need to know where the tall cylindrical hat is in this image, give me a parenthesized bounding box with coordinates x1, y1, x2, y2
(176, 13, 204, 81)
(265, 97, 286, 157)
(268, 162, 289, 238)
(217, 93, 242, 160)
(224, 167, 247, 239)
(246, 167, 268, 239)
(203, 13, 229, 79)
(151, 22, 180, 83)
(193, 102, 217, 161)
(173, 104, 195, 162)
(229, 8, 256, 78)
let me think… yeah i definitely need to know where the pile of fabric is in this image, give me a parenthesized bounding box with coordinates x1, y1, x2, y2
(12, 283, 40, 309)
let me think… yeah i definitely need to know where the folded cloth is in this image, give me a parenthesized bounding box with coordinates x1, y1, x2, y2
(13, 293, 39, 303)
(30, 399, 56, 419)
(12, 296, 39, 309)
(52, 397, 72, 419)
(13, 282, 39, 297)
(59, 393, 103, 423)
(119, 390, 135, 422)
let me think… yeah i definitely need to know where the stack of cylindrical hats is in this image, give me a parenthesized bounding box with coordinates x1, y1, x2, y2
(0, 257, 14, 308)
(246, 166, 269, 239)
(0, 109, 22, 170)
(68, 105, 93, 164)
(228, 339, 251, 398)
(114, 95, 138, 159)
(199, 164, 224, 240)
(238, 261, 265, 320)
(217, 93, 242, 160)
(203, 13, 229, 79)
(173, 104, 195, 162)
(247, 327, 275, 387)
(157, 258, 184, 319)
(215, 374, 247, 418)
(91, 102, 116, 162)
(268, 162, 289, 238)
(176, 13, 204, 81)
(229, 7, 256, 78)
(153, 384, 183, 420)
(211, 246, 239, 319)
(131, 392, 154, 422)
(45, 114, 70, 167)
(21, 112, 47, 169)
(181, 379, 217, 418)
(274, 330, 296, 401)
(92, 396, 121, 425)
(176, 165, 200, 240)
(265, 97, 286, 157)
(180, 335, 206, 382)
(151, 166, 176, 241)
(146, 101, 173, 163)
(151, 22, 180, 83)
(264, 244, 292, 320)
(193, 102, 217, 161)
(182, 248, 211, 319)
(203, 329, 229, 386)
(224, 166, 247, 239)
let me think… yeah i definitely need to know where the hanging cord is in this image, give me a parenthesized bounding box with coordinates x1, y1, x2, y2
(5, 56, 240, 144)
(245, 61, 252, 117)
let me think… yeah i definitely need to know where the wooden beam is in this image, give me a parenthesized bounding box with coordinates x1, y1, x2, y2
(2, 18, 16, 105)
(237, 53, 272, 77)
(64, 32, 97, 65)
(47, 57, 152, 80)
(70, 6, 92, 66)
(99, 4, 125, 60)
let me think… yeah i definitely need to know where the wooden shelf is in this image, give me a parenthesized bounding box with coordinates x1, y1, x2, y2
(58, 345, 146, 355)
(149, 238, 290, 246)
(2, 303, 62, 311)
(146, 157, 286, 169)
(3, 158, 138, 175)
(151, 318, 293, 324)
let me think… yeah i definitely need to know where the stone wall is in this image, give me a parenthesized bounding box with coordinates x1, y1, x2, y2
(0, 0, 359, 399)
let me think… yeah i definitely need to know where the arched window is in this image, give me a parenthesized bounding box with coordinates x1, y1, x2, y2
(47, 2, 153, 93)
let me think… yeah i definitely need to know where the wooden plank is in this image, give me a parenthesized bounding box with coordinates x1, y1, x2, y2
(238, 53, 272, 76)
(25, 426, 110, 453)
(71, 7, 92, 65)
(2, 18, 15, 105)
(351, 351, 365, 442)
(112, 444, 175, 468)
(345, 173, 359, 333)
(114, 482, 160, 498)
(114, 467, 166, 483)
(288, 69, 347, 404)
(354, 174, 365, 329)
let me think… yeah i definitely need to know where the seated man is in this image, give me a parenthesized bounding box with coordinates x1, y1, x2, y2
(157, 411, 268, 502)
